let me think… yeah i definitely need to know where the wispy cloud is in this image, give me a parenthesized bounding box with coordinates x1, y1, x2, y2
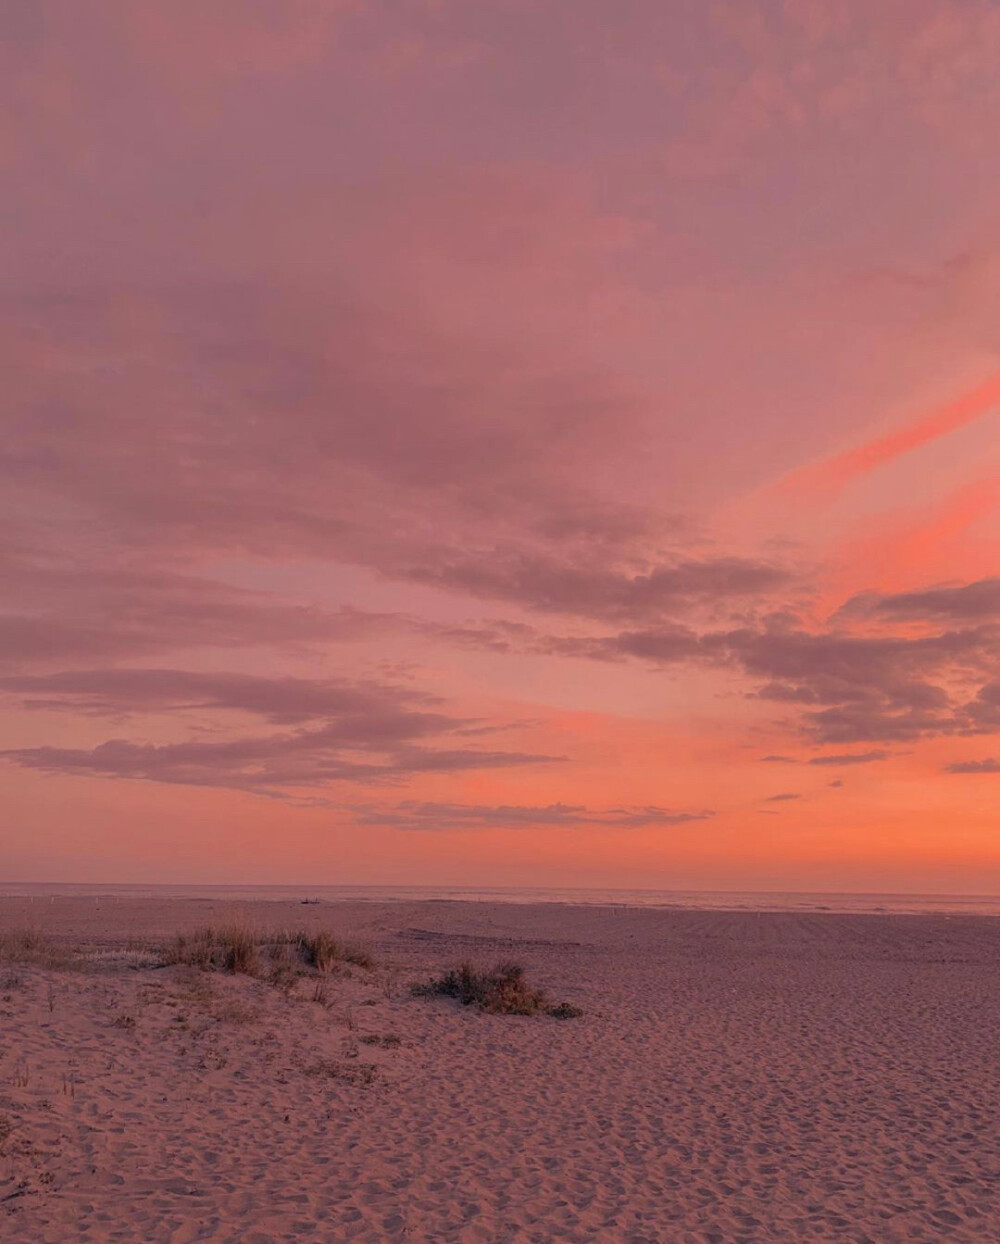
(838, 578, 1000, 624)
(350, 801, 714, 830)
(0, 669, 564, 796)
(806, 751, 889, 766)
(777, 374, 1000, 501)
(945, 757, 1000, 774)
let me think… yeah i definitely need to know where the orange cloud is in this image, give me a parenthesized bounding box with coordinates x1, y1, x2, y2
(777, 373, 1000, 502)
(825, 473, 1000, 603)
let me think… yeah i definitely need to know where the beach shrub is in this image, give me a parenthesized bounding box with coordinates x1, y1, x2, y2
(341, 942, 374, 969)
(163, 926, 374, 978)
(360, 1033, 402, 1048)
(0, 930, 73, 969)
(413, 960, 582, 1018)
(548, 1001, 584, 1020)
(297, 930, 340, 973)
(305, 1058, 379, 1087)
(163, 925, 259, 974)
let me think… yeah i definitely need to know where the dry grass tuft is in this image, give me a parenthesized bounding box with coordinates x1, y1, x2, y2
(163, 924, 259, 974)
(269, 962, 300, 995)
(212, 1001, 260, 1025)
(295, 931, 373, 970)
(548, 1001, 585, 1019)
(162, 926, 374, 980)
(360, 1032, 402, 1048)
(340, 942, 374, 969)
(0, 930, 74, 970)
(305, 1058, 379, 1087)
(413, 961, 583, 1018)
(296, 931, 340, 974)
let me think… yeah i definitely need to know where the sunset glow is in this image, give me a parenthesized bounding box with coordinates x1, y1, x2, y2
(4, 0, 1000, 891)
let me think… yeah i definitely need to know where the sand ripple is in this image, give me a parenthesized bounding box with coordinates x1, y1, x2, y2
(2, 902, 998, 1242)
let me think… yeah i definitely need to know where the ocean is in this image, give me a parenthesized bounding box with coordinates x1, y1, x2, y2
(2, 882, 999, 916)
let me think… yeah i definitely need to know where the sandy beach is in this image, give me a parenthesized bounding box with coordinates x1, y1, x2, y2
(1, 898, 998, 1243)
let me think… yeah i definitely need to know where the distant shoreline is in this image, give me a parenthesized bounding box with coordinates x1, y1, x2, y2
(3, 882, 1000, 917)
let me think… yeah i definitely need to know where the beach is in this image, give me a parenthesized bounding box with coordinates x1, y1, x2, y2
(2, 897, 998, 1242)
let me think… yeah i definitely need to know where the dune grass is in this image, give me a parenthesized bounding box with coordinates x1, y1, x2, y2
(163, 925, 259, 973)
(413, 960, 582, 1018)
(295, 931, 373, 971)
(0, 929, 75, 970)
(162, 925, 375, 978)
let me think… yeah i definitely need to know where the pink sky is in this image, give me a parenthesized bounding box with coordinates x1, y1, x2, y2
(3, 0, 1000, 890)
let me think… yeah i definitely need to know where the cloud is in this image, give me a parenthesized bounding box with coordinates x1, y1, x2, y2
(963, 681, 1000, 731)
(1, 732, 562, 799)
(0, 668, 443, 726)
(945, 757, 1000, 774)
(0, 668, 564, 796)
(409, 553, 791, 624)
(777, 372, 1000, 501)
(6, 0, 1000, 841)
(350, 801, 714, 830)
(723, 621, 999, 743)
(433, 586, 1000, 746)
(443, 582, 1000, 748)
(806, 750, 889, 766)
(0, 557, 407, 668)
(839, 578, 1000, 623)
(764, 792, 800, 802)
(438, 619, 709, 665)
(0, 282, 787, 655)
(757, 750, 889, 765)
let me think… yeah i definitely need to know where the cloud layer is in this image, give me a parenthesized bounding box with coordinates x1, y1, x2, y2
(0, 670, 562, 797)
(4, 1, 1000, 880)
(351, 802, 713, 831)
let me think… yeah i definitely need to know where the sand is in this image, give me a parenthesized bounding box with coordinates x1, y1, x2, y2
(1, 898, 998, 1243)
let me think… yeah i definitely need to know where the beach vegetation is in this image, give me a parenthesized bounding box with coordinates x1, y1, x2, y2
(0, 929, 75, 970)
(412, 961, 582, 1018)
(162, 925, 375, 981)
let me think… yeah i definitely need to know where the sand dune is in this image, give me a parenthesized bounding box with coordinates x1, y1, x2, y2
(1, 899, 998, 1242)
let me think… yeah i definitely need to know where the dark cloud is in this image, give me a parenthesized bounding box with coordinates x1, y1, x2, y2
(1, 733, 562, 798)
(755, 750, 889, 765)
(409, 553, 790, 624)
(839, 578, 1000, 622)
(0, 668, 442, 726)
(545, 613, 1000, 744)
(350, 801, 714, 830)
(765, 792, 801, 802)
(2, 263, 793, 730)
(2, 281, 706, 629)
(806, 750, 889, 766)
(0, 557, 406, 668)
(0, 669, 564, 796)
(587, 625, 707, 662)
(728, 625, 989, 697)
(723, 622, 999, 743)
(436, 602, 1000, 746)
(961, 681, 1000, 732)
(945, 757, 1000, 774)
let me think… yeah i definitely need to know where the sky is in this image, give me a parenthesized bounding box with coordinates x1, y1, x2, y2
(3, 0, 1000, 891)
